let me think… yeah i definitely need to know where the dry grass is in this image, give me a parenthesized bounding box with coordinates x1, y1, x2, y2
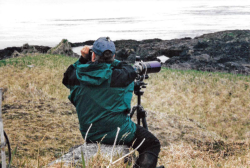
(142, 69, 250, 141)
(0, 54, 80, 167)
(159, 142, 250, 168)
(0, 54, 250, 167)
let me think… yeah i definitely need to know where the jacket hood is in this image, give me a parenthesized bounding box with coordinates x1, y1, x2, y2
(74, 62, 112, 86)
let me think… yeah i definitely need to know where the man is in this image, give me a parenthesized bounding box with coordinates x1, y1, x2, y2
(63, 37, 163, 168)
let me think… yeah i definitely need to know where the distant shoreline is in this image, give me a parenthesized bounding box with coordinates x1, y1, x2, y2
(1, 30, 250, 75)
(0, 38, 163, 51)
(1, 28, 250, 51)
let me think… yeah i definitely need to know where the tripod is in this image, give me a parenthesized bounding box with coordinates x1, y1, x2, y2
(130, 75, 149, 130)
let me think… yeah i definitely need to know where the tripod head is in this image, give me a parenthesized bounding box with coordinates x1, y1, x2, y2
(133, 56, 161, 95)
(134, 74, 148, 96)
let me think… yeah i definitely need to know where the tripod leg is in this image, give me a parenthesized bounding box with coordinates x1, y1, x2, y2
(142, 118, 148, 130)
(137, 106, 148, 129)
(130, 106, 137, 118)
(137, 117, 141, 126)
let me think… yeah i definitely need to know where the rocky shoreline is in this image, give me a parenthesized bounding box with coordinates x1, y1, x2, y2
(1, 30, 250, 74)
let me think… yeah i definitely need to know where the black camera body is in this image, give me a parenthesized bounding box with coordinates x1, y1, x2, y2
(85, 46, 93, 61)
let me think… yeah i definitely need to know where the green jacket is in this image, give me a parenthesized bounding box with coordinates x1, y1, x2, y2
(63, 59, 136, 144)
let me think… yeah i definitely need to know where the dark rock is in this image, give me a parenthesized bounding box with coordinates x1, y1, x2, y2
(164, 30, 250, 75)
(21, 43, 38, 54)
(180, 37, 192, 40)
(1, 30, 250, 75)
(69, 40, 95, 47)
(0, 47, 22, 60)
(32, 45, 51, 53)
(224, 62, 247, 73)
(47, 39, 79, 57)
(191, 54, 210, 62)
(55, 31, 250, 75)
(11, 50, 23, 58)
(114, 39, 140, 51)
(0, 45, 51, 60)
(22, 43, 30, 50)
(115, 48, 135, 61)
(141, 38, 162, 43)
(194, 41, 209, 49)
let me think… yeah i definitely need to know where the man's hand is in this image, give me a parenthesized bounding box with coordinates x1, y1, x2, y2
(81, 45, 92, 59)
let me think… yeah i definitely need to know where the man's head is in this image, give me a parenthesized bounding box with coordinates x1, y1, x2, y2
(92, 37, 116, 63)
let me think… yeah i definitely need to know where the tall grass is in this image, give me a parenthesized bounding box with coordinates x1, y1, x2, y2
(0, 54, 77, 101)
(0, 54, 79, 167)
(0, 54, 249, 167)
(141, 68, 250, 141)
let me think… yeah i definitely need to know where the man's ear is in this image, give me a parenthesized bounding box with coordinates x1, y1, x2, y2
(92, 52, 96, 62)
(113, 54, 115, 58)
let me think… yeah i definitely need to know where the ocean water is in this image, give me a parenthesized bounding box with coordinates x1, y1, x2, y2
(0, 0, 250, 49)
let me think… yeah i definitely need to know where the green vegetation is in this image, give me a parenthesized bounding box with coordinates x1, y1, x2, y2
(0, 54, 77, 68)
(62, 39, 68, 44)
(0, 54, 249, 167)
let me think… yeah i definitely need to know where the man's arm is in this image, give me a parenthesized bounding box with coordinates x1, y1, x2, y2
(110, 62, 137, 87)
(79, 56, 89, 64)
(62, 64, 80, 88)
(62, 46, 92, 88)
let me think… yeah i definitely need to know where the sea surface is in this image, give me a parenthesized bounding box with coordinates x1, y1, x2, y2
(0, 0, 250, 49)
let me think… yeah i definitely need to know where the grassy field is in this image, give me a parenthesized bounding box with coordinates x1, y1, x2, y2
(0, 54, 249, 167)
